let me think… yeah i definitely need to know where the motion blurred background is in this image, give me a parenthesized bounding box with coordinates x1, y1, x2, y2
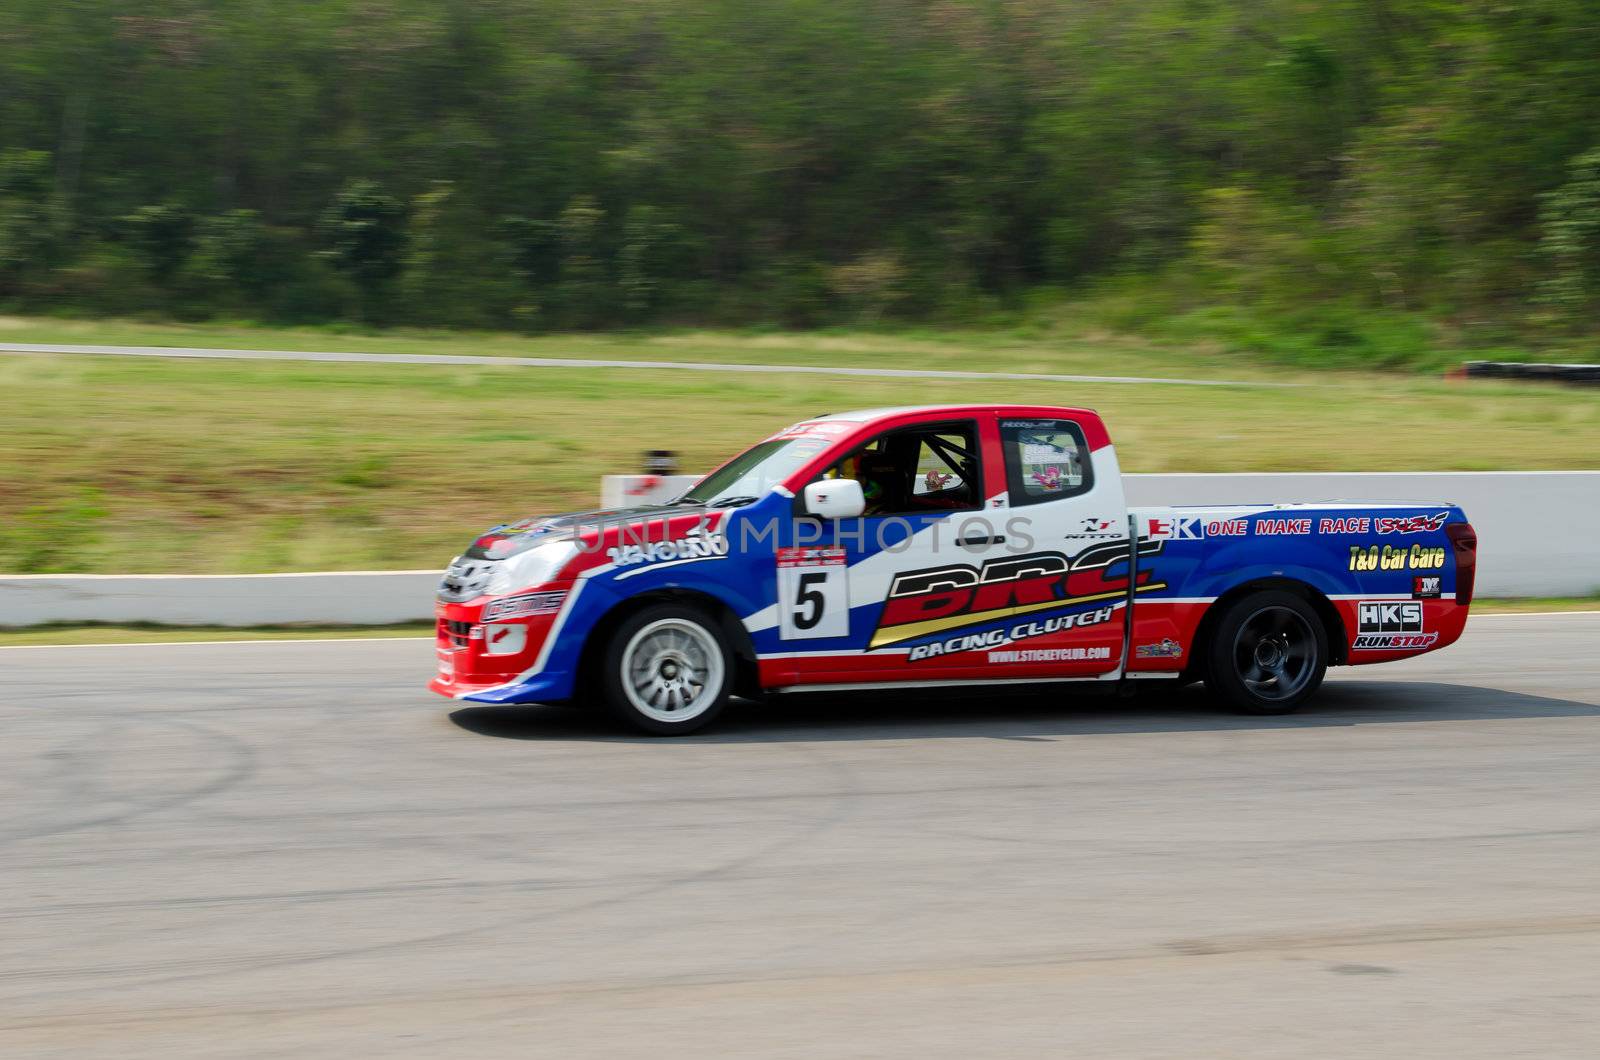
(7, 0, 1600, 338)
(5, 8, 1600, 1057)
(0, 0, 1596, 575)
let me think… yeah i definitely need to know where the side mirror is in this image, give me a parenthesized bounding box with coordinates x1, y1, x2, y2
(803, 479, 865, 519)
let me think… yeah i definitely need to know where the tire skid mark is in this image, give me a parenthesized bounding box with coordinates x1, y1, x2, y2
(3, 737, 865, 1006)
(0, 713, 257, 846)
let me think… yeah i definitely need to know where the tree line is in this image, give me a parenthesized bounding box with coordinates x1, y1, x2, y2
(1, 0, 1598, 354)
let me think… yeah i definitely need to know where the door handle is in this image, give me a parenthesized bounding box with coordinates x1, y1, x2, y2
(958, 535, 1006, 546)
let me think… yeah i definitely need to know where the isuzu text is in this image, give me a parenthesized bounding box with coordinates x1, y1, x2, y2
(430, 405, 1477, 733)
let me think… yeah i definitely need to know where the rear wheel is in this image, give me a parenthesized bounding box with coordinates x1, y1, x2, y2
(600, 604, 732, 735)
(1204, 591, 1327, 715)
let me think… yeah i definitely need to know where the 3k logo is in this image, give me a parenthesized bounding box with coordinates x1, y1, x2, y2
(1144, 515, 1204, 540)
(1170, 516, 1204, 540)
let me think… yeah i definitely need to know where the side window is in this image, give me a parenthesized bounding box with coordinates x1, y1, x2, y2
(817, 421, 981, 516)
(911, 432, 970, 497)
(1000, 418, 1092, 505)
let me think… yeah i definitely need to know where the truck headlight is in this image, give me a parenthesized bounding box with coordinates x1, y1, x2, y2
(485, 540, 579, 597)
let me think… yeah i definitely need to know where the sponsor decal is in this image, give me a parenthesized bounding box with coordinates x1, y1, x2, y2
(1135, 638, 1184, 659)
(872, 539, 1165, 650)
(1359, 600, 1423, 631)
(1255, 517, 1312, 536)
(776, 546, 847, 568)
(1033, 465, 1065, 492)
(1354, 632, 1439, 650)
(989, 645, 1113, 664)
(1412, 575, 1442, 600)
(774, 421, 854, 440)
(482, 622, 529, 656)
(1206, 519, 1248, 536)
(1144, 515, 1204, 540)
(909, 606, 1117, 662)
(608, 527, 729, 567)
(472, 518, 561, 558)
(1353, 600, 1439, 650)
(1080, 516, 1118, 534)
(1348, 543, 1447, 572)
(482, 590, 567, 621)
(1375, 512, 1449, 535)
(1319, 516, 1371, 535)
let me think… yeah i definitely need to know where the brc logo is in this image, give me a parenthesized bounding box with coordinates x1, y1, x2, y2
(873, 540, 1165, 649)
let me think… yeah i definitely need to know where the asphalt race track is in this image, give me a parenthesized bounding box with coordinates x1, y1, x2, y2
(3, 614, 1598, 1058)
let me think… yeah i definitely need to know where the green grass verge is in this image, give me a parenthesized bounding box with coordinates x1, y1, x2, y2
(2, 316, 1596, 575)
(1466, 598, 1600, 614)
(0, 314, 1318, 380)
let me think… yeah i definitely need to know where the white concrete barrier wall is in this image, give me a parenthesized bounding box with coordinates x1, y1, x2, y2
(606, 470, 1599, 598)
(599, 474, 699, 509)
(0, 571, 442, 628)
(1122, 472, 1597, 598)
(0, 472, 1592, 627)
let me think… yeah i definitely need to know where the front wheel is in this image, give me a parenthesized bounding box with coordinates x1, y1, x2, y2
(1204, 591, 1328, 715)
(600, 604, 733, 735)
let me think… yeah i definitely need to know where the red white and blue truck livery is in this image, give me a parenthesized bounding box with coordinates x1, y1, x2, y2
(430, 405, 1477, 734)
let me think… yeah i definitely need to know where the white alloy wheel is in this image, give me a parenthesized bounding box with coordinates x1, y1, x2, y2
(618, 616, 727, 726)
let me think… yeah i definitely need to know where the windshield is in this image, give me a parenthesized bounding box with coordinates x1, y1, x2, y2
(679, 436, 831, 507)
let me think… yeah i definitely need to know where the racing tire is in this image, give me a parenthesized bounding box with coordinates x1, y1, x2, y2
(1203, 590, 1328, 715)
(599, 603, 734, 735)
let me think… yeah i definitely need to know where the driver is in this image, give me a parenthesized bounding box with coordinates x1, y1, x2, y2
(853, 452, 906, 515)
(838, 450, 969, 516)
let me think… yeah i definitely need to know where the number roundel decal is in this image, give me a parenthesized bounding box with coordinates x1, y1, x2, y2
(777, 547, 850, 640)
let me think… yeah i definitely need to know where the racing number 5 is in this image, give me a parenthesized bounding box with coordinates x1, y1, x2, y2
(776, 555, 849, 640)
(793, 572, 827, 630)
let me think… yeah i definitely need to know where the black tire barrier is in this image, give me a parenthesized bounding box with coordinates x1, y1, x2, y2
(1462, 361, 1600, 386)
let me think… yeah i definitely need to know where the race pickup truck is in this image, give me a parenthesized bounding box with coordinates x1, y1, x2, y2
(430, 404, 1477, 734)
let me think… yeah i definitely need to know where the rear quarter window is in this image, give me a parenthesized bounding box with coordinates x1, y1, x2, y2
(999, 419, 1093, 505)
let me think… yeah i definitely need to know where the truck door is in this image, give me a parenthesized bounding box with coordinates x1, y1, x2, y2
(773, 417, 1014, 682)
(967, 414, 1134, 678)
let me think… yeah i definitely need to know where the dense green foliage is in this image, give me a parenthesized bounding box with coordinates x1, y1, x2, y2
(2, 1, 1598, 358)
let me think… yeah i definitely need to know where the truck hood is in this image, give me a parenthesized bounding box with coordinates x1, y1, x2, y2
(463, 503, 714, 561)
